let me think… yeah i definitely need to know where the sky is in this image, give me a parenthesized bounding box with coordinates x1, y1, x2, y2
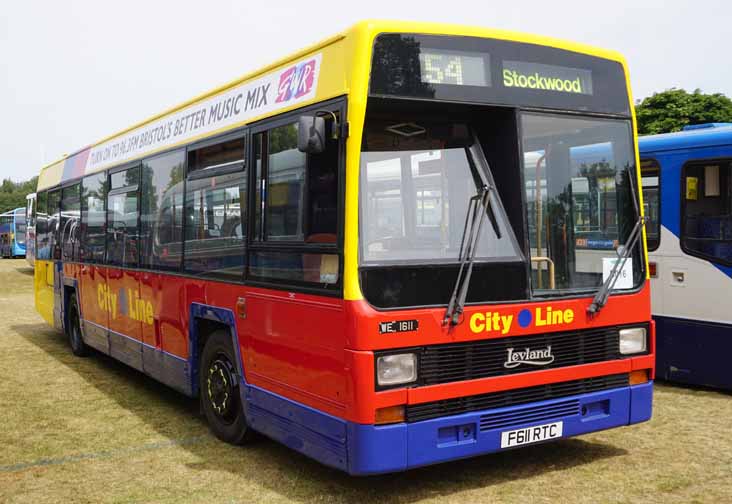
(1, 0, 730, 182)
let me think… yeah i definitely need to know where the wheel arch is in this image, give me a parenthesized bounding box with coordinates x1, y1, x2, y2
(189, 303, 245, 398)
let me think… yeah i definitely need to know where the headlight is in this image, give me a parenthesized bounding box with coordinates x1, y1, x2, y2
(619, 327, 647, 355)
(376, 353, 417, 386)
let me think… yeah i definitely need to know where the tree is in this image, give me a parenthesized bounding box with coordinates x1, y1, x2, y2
(0, 176, 37, 214)
(635, 88, 732, 135)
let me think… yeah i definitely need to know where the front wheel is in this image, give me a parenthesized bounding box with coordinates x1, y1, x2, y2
(67, 295, 89, 357)
(199, 330, 254, 445)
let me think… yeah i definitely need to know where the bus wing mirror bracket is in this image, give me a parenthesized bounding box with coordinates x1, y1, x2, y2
(297, 115, 326, 154)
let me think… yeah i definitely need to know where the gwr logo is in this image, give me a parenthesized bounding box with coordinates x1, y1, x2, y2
(97, 284, 154, 325)
(276, 59, 317, 103)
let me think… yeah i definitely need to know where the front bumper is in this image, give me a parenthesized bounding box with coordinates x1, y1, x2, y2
(346, 381, 653, 475)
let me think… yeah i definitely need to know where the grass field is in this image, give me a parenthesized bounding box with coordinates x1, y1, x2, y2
(1, 259, 731, 503)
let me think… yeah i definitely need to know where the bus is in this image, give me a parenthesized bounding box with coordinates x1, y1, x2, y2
(0, 207, 27, 258)
(34, 20, 653, 475)
(640, 123, 732, 390)
(25, 193, 36, 267)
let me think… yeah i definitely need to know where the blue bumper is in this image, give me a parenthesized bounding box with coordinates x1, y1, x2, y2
(242, 381, 653, 476)
(346, 382, 653, 475)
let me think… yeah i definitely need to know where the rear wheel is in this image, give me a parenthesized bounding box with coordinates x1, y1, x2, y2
(67, 295, 89, 357)
(199, 330, 254, 445)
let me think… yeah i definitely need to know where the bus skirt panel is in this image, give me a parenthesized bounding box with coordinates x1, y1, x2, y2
(655, 315, 732, 390)
(240, 380, 653, 475)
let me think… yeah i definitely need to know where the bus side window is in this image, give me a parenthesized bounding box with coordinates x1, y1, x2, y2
(682, 160, 732, 263)
(250, 115, 340, 287)
(81, 172, 107, 263)
(47, 190, 60, 260)
(106, 166, 140, 267)
(184, 136, 246, 279)
(36, 191, 48, 260)
(26, 196, 35, 227)
(641, 159, 660, 251)
(61, 183, 81, 262)
(141, 149, 185, 271)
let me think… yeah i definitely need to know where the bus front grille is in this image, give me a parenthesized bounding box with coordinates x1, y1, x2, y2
(418, 325, 631, 386)
(405, 373, 630, 422)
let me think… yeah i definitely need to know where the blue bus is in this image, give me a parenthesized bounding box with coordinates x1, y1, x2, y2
(639, 123, 732, 390)
(0, 207, 27, 258)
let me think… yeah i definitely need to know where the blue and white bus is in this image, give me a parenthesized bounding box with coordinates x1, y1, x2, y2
(0, 207, 27, 258)
(639, 123, 732, 390)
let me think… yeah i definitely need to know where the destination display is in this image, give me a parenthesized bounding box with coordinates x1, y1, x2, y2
(502, 60, 593, 95)
(370, 34, 630, 116)
(418, 49, 490, 86)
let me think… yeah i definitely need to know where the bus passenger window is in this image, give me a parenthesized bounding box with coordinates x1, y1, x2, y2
(249, 115, 340, 288)
(15, 209, 26, 247)
(140, 149, 185, 271)
(256, 120, 339, 244)
(306, 123, 339, 243)
(47, 190, 60, 260)
(641, 159, 660, 251)
(61, 183, 81, 261)
(184, 136, 246, 279)
(682, 160, 732, 263)
(36, 191, 49, 260)
(266, 123, 307, 241)
(81, 172, 107, 263)
(106, 166, 140, 267)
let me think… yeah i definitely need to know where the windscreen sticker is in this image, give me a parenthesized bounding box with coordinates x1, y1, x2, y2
(602, 257, 633, 289)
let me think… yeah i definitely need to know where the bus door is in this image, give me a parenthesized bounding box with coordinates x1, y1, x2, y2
(105, 166, 143, 371)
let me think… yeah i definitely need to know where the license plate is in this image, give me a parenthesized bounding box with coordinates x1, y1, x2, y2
(500, 421, 563, 448)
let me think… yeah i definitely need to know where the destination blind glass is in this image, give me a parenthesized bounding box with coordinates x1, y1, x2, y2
(369, 33, 630, 116)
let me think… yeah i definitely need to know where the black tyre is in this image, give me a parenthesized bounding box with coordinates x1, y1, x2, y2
(199, 330, 254, 445)
(67, 295, 89, 357)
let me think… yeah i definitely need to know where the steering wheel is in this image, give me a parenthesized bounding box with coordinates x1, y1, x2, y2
(367, 236, 395, 250)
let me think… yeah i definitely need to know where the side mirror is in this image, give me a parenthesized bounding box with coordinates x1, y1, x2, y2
(297, 115, 325, 154)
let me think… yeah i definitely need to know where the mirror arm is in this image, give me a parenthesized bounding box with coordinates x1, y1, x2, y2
(313, 110, 340, 140)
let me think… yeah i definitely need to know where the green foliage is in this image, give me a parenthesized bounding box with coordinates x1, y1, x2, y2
(0, 176, 37, 214)
(635, 88, 732, 135)
(269, 124, 299, 154)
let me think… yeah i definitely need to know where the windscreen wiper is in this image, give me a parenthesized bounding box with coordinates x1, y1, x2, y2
(587, 170, 646, 317)
(443, 183, 501, 326)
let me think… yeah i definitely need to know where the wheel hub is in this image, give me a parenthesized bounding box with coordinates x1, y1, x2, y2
(207, 357, 236, 418)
